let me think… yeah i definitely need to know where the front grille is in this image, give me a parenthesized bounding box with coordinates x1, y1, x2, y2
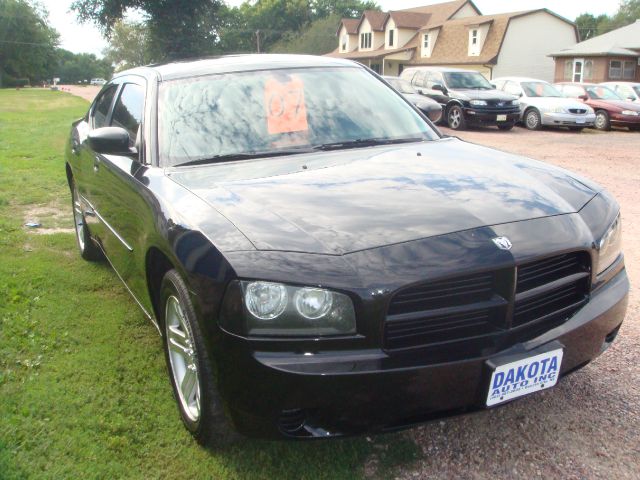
(388, 272, 493, 315)
(384, 251, 591, 352)
(513, 252, 590, 328)
(568, 108, 587, 114)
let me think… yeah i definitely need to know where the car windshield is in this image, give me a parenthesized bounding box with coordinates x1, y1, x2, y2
(522, 82, 563, 98)
(386, 78, 417, 94)
(586, 86, 622, 100)
(443, 72, 493, 90)
(159, 67, 437, 167)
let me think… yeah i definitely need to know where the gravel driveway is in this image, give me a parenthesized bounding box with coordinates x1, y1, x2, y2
(392, 126, 639, 480)
(64, 84, 638, 478)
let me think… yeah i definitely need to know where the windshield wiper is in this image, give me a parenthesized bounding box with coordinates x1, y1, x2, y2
(312, 137, 424, 152)
(174, 148, 314, 167)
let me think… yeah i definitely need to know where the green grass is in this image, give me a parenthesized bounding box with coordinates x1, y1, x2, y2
(0, 90, 419, 479)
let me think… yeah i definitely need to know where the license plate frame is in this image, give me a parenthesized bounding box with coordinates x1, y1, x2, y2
(576, 118, 586, 124)
(486, 347, 563, 407)
(496, 114, 507, 121)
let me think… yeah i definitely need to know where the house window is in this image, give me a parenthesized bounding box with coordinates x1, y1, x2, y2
(564, 60, 573, 80)
(360, 32, 372, 49)
(584, 60, 593, 81)
(388, 29, 394, 47)
(423, 33, 430, 49)
(623, 60, 636, 79)
(471, 29, 478, 45)
(371, 63, 381, 74)
(341, 34, 348, 52)
(609, 60, 622, 79)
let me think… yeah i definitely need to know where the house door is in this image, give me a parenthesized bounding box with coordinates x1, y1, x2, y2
(573, 59, 584, 83)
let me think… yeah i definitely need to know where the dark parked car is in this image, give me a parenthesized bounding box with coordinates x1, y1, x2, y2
(66, 55, 628, 445)
(554, 82, 640, 131)
(383, 76, 442, 123)
(400, 66, 520, 130)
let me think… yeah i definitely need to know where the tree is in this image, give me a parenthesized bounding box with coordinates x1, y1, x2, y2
(574, 13, 606, 41)
(54, 49, 113, 83)
(71, 0, 224, 60)
(103, 20, 153, 71)
(309, 0, 379, 20)
(270, 13, 342, 55)
(0, 0, 59, 86)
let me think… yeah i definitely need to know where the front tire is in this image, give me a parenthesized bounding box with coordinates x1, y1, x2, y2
(594, 110, 611, 131)
(71, 182, 103, 261)
(447, 105, 467, 130)
(497, 122, 515, 131)
(569, 127, 584, 132)
(160, 269, 237, 446)
(524, 109, 542, 130)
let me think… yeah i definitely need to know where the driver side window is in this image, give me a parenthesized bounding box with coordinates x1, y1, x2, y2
(91, 86, 117, 129)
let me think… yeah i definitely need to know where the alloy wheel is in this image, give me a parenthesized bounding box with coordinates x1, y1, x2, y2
(595, 112, 607, 130)
(449, 108, 461, 129)
(526, 111, 539, 129)
(72, 186, 85, 251)
(165, 295, 201, 422)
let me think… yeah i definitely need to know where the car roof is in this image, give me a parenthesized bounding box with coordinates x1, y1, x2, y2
(403, 66, 479, 73)
(600, 81, 640, 86)
(493, 76, 550, 83)
(114, 54, 358, 82)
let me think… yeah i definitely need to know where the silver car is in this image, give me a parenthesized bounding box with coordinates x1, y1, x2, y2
(493, 77, 595, 131)
(600, 82, 640, 103)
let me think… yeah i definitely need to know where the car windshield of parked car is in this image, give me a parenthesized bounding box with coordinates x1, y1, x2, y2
(443, 72, 493, 90)
(387, 78, 417, 95)
(522, 82, 563, 98)
(158, 67, 438, 167)
(586, 86, 622, 100)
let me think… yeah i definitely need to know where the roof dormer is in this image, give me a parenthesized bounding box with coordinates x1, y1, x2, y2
(467, 20, 491, 56)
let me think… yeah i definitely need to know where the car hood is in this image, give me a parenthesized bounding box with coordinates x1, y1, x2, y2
(526, 97, 592, 111)
(587, 98, 640, 112)
(403, 93, 440, 109)
(167, 138, 598, 255)
(451, 89, 517, 102)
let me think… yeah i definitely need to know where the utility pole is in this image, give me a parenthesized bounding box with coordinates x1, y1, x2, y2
(256, 30, 261, 53)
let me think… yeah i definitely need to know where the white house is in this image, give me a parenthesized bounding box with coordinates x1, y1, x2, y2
(328, 0, 578, 81)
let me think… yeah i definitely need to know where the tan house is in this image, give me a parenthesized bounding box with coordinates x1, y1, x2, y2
(550, 20, 640, 83)
(328, 0, 578, 81)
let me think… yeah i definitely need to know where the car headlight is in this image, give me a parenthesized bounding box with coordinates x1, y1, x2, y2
(597, 214, 622, 274)
(552, 106, 567, 114)
(511, 100, 519, 106)
(238, 281, 356, 336)
(621, 110, 639, 116)
(470, 100, 487, 106)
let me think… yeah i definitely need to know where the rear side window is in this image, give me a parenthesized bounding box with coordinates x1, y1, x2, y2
(413, 70, 426, 87)
(111, 83, 145, 144)
(562, 85, 585, 98)
(92, 86, 117, 128)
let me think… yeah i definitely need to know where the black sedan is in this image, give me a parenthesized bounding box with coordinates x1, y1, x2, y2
(66, 55, 628, 445)
(383, 76, 442, 123)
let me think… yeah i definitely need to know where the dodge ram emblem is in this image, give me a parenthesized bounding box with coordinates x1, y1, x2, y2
(492, 236, 512, 250)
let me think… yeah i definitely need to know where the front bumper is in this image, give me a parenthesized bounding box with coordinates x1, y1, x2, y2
(542, 112, 596, 127)
(216, 267, 629, 439)
(464, 108, 520, 126)
(610, 114, 640, 127)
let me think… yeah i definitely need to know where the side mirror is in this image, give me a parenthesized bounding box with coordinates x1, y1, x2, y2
(416, 88, 424, 94)
(578, 94, 589, 101)
(628, 96, 636, 101)
(432, 84, 445, 92)
(88, 127, 132, 154)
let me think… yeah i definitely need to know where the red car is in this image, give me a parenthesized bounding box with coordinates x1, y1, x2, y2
(554, 82, 640, 131)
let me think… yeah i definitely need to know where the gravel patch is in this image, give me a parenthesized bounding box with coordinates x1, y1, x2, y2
(392, 126, 640, 480)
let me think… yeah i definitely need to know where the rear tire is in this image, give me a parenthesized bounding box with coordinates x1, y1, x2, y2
(71, 181, 103, 261)
(594, 110, 611, 131)
(447, 105, 467, 130)
(160, 269, 238, 447)
(524, 109, 542, 130)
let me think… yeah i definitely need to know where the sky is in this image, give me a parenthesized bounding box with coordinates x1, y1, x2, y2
(41, 0, 622, 57)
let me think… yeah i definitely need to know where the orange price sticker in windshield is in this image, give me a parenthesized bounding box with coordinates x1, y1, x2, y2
(264, 75, 309, 135)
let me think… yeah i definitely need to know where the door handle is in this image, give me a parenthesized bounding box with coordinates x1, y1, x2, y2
(93, 156, 101, 172)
